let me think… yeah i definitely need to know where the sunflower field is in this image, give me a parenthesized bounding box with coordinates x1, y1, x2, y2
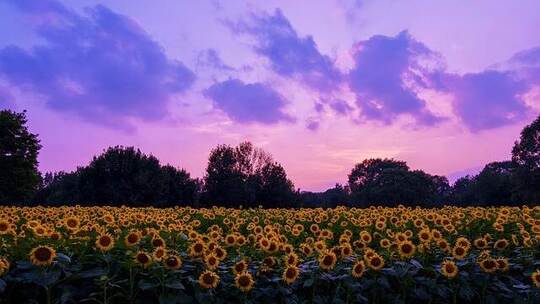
(0, 206, 539, 304)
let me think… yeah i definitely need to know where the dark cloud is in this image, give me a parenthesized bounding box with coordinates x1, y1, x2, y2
(348, 31, 444, 126)
(197, 49, 234, 71)
(329, 99, 354, 115)
(203, 78, 294, 124)
(229, 9, 342, 91)
(306, 119, 320, 131)
(441, 70, 529, 131)
(0, 0, 195, 130)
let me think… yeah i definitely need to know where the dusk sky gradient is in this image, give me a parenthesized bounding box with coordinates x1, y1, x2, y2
(1, 0, 540, 191)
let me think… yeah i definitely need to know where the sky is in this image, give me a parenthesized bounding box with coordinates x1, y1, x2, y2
(0, 0, 539, 191)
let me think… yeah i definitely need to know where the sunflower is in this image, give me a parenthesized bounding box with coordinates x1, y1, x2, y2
(494, 239, 509, 250)
(164, 255, 182, 270)
(124, 231, 141, 247)
(95, 233, 115, 252)
(188, 241, 206, 258)
(351, 260, 365, 278)
(398, 240, 416, 258)
(473, 238, 488, 249)
(30, 246, 56, 266)
(418, 229, 431, 243)
(235, 272, 254, 292)
(65, 217, 80, 230)
(451, 246, 468, 260)
(199, 270, 220, 289)
(205, 253, 220, 270)
(282, 265, 300, 284)
(134, 251, 152, 268)
(496, 258, 509, 272)
(478, 258, 497, 273)
(455, 237, 471, 250)
(440, 260, 458, 279)
(152, 247, 167, 261)
(366, 254, 385, 271)
(531, 269, 540, 287)
(225, 234, 236, 246)
(0, 220, 12, 235)
(285, 253, 299, 266)
(0, 257, 10, 276)
(233, 260, 248, 274)
(151, 237, 165, 248)
(318, 251, 337, 271)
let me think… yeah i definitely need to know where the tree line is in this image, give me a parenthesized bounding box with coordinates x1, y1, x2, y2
(1, 109, 540, 208)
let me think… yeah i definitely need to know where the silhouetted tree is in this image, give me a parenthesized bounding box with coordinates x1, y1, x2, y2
(299, 184, 349, 208)
(512, 115, 540, 203)
(0, 110, 41, 204)
(450, 176, 477, 206)
(203, 142, 295, 208)
(347, 159, 449, 207)
(475, 161, 517, 205)
(35, 146, 200, 206)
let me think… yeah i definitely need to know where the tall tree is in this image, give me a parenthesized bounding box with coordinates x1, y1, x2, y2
(474, 161, 517, 205)
(203, 142, 295, 208)
(347, 158, 448, 207)
(204, 144, 248, 207)
(512, 115, 540, 203)
(0, 110, 41, 203)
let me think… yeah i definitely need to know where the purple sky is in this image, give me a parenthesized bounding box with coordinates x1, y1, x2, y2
(1, 0, 540, 191)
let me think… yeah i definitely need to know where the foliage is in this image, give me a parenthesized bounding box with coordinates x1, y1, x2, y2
(347, 159, 449, 207)
(0, 205, 538, 303)
(202, 142, 296, 208)
(512, 115, 540, 204)
(0, 110, 42, 204)
(33, 146, 200, 206)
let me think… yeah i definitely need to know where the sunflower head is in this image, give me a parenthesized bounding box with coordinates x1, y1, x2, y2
(96, 233, 115, 252)
(479, 258, 498, 273)
(124, 231, 141, 247)
(496, 258, 509, 272)
(351, 260, 365, 278)
(440, 260, 458, 279)
(199, 270, 219, 289)
(452, 246, 468, 260)
(0, 257, 10, 276)
(233, 260, 248, 274)
(164, 255, 182, 270)
(134, 251, 152, 268)
(318, 251, 337, 271)
(205, 253, 220, 270)
(30, 246, 56, 266)
(398, 241, 416, 259)
(235, 272, 254, 292)
(531, 269, 540, 288)
(282, 265, 300, 284)
(366, 254, 385, 271)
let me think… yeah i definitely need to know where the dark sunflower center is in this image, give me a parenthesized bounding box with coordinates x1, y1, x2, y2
(203, 273, 215, 284)
(34, 247, 52, 261)
(99, 236, 111, 246)
(166, 257, 178, 267)
(137, 253, 149, 264)
(127, 234, 138, 243)
(238, 275, 251, 286)
(322, 256, 333, 265)
(286, 268, 297, 278)
(402, 244, 413, 254)
(371, 257, 381, 266)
